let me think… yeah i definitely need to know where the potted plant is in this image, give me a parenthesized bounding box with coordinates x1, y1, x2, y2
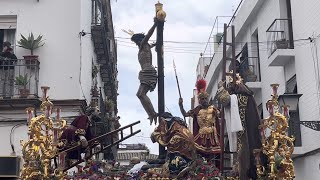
(275, 38, 288, 49)
(92, 64, 99, 79)
(90, 82, 99, 97)
(15, 74, 31, 98)
(17, 32, 44, 66)
(245, 69, 257, 82)
(105, 99, 114, 113)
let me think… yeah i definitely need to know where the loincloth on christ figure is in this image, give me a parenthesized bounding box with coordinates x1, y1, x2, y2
(138, 65, 157, 91)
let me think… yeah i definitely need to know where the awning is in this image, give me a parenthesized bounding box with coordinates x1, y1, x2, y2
(0, 15, 17, 29)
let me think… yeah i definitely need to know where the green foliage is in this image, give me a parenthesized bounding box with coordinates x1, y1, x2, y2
(17, 32, 45, 55)
(92, 64, 99, 79)
(15, 74, 31, 89)
(105, 99, 115, 112)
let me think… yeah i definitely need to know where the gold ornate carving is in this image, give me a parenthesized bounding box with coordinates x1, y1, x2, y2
(20, 87, 67, 179)
(254, 84, 295, 180)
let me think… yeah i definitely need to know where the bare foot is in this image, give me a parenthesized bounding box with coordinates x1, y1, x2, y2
(148, 116, 154, 125)
(148, 113, 158, 125)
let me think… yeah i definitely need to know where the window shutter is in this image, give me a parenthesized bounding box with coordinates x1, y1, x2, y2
(0, 16, 17, 29)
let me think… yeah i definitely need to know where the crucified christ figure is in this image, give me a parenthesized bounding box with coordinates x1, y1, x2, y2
(130, 18, 158, 125)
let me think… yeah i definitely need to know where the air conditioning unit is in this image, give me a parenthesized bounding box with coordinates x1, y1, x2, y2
(0, 156, 20, 178)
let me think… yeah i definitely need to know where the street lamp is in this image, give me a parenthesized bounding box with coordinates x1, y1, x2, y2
(278, 93, 302, 112)
(278, 93, 302, 146)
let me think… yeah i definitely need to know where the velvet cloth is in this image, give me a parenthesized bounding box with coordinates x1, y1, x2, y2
(151, 116, 196, 175)
(228, 83, 267, 180)
(59, 115, 93, 159)
(152, 116, 196, 161)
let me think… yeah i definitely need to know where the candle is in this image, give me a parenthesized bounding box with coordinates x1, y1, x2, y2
(25, 107, 34, 124)
(41, 86, 50, 100)
(53, 129, 59, 145)
(282, 105, 290, 119)
(267, 101, 275, 116)
(45, 105, 52, 118)
(56, 108, 61, 120)
(270, 84, 279, 96)
(58, 152, 66, 170)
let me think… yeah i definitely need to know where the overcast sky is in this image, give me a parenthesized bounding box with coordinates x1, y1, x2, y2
(111, 0, 241, 155)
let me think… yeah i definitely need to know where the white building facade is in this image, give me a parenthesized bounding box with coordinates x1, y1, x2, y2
(202, 0, 320, 179)
(0, 0, 118, 173)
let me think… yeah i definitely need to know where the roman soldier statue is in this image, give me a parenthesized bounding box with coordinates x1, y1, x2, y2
(179, 79, 221, 157)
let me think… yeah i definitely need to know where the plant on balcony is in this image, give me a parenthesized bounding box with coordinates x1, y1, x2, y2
(275, 38, 288, 49)
(15, 74, 31, 98)
(17, 32, 45, 65)
(91, 87, 100, 97)
(92, 64, 99, 79)
(245, 69, 257, 82)
(105, 99, 114, 113)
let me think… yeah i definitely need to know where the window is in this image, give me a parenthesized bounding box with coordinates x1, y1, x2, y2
(285, 75, 297, 93)
(0, 15, 17, 52)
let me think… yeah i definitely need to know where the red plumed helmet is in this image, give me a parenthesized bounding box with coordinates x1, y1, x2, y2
(196, 79, 207, 94)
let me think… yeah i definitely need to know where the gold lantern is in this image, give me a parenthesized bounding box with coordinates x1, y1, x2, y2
(155, 1, 166, 21)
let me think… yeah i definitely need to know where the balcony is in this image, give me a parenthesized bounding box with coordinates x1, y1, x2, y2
(91, 0, 117, 105)
(266, 19, 295, 66)
(239, 57, 262, 91)
(0, 58, 40, 108)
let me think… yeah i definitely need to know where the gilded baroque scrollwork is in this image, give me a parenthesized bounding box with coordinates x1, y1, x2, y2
(254, 84, 295, 180)
(20, 87, 67, 180)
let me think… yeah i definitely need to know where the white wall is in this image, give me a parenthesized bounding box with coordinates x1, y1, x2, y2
(290, 0, 320, 154)
(294, 152, 320, 180)
(0, 123, 28, 156)
(0, 0, 84, 100)
(80, 0, 103, 103)
(0, 107, 82, 156)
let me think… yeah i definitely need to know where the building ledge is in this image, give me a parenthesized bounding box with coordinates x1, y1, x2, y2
(0, 98, 41, 110)
(268, 49, 295, 66)
(292, 147, 320, 160)
(0, 98, 86, 112)
(246, 82, 262, 89)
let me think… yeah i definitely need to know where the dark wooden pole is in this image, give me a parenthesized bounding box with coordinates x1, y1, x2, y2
(220, 23, 228, 172)
(156, 20, 166, 159)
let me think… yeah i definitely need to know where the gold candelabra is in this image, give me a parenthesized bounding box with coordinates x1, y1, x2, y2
(20, 86, 67, 180)
(254, 84, 295, 180)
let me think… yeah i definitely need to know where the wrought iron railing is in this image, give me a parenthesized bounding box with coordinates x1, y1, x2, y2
(239, 57, 261, 82)
(0, 58, 39, 98)
(266, 19, 294, 57)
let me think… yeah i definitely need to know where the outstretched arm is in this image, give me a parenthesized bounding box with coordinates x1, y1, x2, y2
(179, 98, 192, 117)
(141, 18, 158, 46)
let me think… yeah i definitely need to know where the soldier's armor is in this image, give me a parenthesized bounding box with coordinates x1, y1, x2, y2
(197, 105, 216, 135)
(193, 105, 220, 153)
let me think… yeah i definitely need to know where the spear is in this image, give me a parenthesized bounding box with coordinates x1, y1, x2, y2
(173, 60, 186, 122)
